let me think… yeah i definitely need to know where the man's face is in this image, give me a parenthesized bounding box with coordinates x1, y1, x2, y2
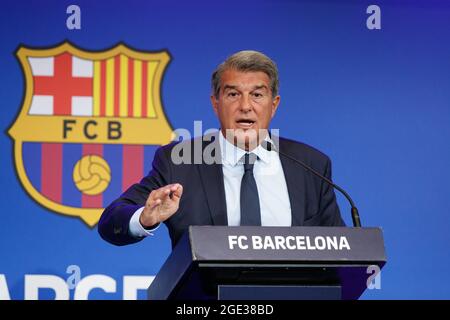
(211, 69, 280, 150)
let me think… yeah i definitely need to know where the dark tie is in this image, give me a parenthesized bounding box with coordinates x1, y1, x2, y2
(240, 153, 261, 226)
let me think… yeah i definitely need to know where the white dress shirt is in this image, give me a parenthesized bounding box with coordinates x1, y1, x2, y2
(129, 131, 292, 237)
(219, 132, 292, 226)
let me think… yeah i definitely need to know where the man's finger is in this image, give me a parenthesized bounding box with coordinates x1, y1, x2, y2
(147, 198, 161, 211)
(149, 184, 173, 201)
(171, 184, 183, 199)
(147, 184, 182, 206)
(160, 188, 173, 203)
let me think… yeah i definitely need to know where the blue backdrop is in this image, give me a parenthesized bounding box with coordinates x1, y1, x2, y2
(1, 0, 449, 299)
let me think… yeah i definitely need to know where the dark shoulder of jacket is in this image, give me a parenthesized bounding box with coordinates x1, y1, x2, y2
(278, 136, 331, 168)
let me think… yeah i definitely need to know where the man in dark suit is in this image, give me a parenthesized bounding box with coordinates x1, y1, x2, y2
(98, 50, 345, 247)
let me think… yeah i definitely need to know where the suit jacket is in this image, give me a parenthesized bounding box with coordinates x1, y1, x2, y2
(98, 133, 345, 247)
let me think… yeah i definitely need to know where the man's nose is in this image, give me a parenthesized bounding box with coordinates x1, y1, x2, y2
(239, 94, 252, 112)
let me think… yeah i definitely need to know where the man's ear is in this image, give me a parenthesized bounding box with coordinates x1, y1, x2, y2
(210, 95, 219, 116)
(271, 95, 281, 118)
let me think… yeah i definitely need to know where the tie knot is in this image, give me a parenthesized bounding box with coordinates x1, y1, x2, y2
(242, 153, 257, 172)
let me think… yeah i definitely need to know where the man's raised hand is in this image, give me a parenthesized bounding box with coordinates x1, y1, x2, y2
(139, 183, 183, 228)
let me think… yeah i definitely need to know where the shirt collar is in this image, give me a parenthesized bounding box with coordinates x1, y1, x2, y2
(218, 130, 273, 166)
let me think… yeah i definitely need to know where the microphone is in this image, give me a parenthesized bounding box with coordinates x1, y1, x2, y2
(261, 140, 362, 227)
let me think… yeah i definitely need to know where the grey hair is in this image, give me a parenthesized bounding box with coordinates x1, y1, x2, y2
(211, 50, 279, 98)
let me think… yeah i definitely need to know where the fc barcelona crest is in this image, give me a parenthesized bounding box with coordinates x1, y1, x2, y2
(8, 42, 173, 227)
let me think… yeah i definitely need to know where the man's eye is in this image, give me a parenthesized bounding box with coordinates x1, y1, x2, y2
(228, 92, 238, 97)
(252, 92, 263, 98)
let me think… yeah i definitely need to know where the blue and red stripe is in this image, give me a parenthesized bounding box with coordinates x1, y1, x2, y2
(22, 142, 41, 192)
(62, 143, 82, 206)
(102, 144, 122, 207)
(22, 142, 160, 209)
(122, 145, 143, 192)
(41, 143, 62, 202)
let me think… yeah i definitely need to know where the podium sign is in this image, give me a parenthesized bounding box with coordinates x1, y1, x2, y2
(148, 226, 386, 300)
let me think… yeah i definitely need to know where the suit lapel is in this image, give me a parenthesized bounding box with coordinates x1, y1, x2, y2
(278, 138, 306, 226)
(197, 133, 228, 225)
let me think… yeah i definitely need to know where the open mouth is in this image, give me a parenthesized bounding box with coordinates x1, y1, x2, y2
(236, 119, 256, 128)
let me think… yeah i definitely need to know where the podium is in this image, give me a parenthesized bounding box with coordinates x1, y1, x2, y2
(147, 226, 386, 300)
